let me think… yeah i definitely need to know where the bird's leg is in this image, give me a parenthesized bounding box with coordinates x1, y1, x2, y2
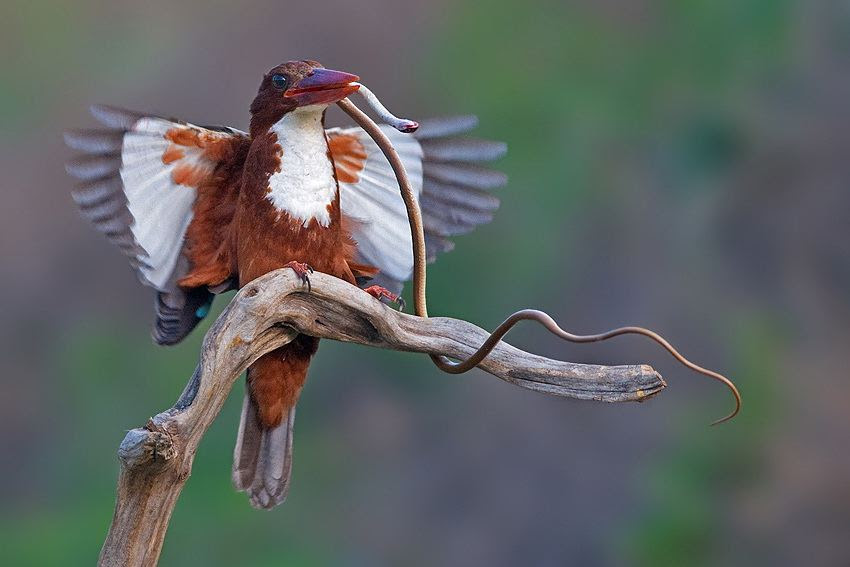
(283, 261, 314, 292)
(363, 285, 405, 311)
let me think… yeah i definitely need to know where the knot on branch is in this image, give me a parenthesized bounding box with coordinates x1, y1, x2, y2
(117, 426, 176, 471)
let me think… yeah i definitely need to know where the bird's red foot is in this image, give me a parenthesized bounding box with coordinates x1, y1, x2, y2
(363, 285, 405, 311)
(284, 261, 314, 292)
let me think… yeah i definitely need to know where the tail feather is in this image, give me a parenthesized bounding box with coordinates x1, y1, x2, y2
(232, 389, 296, 509)
(232, 387, 262, 489)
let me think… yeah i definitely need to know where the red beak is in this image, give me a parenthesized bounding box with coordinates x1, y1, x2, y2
(284, 68, 360, 106)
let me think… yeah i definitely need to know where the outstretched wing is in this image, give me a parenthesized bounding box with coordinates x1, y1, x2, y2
(65, 105, 250, 344)
(328, 116, 506, 292)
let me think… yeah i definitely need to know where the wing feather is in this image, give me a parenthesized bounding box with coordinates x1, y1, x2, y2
(65, 107, 248, 344)
(421, 178, 500, 212)
(413, 115, 480, 139)
(330, 115, 506, 293)
(65, 154, 122, 180)
(63, 130, 124, 153)
(88, 104, 144, 129)
(422, 162, 508, 189)
(420, 137, 507, 162)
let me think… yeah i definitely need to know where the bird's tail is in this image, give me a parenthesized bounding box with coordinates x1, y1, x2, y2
(232, 339, 316, 509)
(232, 386, 297, 509)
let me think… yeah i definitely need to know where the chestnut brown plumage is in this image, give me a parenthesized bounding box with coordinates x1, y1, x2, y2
(65, 59, 508, 508)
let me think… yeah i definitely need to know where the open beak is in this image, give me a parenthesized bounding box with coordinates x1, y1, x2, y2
(284, 68, 360, 106)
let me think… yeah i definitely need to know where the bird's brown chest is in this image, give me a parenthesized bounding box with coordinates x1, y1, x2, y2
(234, 129, 353, 287)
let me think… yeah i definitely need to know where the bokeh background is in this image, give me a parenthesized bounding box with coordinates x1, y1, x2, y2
(2, 0, 849, 565)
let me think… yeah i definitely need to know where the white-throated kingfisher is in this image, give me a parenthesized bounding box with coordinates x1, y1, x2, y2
(66, 60, 507, 508)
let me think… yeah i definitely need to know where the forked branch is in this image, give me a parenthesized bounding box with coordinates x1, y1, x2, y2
(98, 268, 665, 566)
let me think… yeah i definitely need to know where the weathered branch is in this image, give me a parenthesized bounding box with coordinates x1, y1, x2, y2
(98, 268, 666, 566)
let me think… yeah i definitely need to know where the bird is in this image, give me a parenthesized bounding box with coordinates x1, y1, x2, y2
(65, 60, 507, 509)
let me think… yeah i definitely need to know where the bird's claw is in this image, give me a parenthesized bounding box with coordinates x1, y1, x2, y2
(363, 285, 405, 311)
(284, 261, 313, 292)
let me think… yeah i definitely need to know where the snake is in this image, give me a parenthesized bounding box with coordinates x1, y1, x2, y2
(338, 94, 741, 425)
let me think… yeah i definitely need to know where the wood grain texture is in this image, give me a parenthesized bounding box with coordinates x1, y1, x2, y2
(99, 268, 666, 566)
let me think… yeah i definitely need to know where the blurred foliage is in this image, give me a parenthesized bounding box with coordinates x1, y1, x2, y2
(429, 2, 790, 564)
(0, 0, 814, 564)
(2, 0, 179, 137)
(0, 307, 348, 566)
(619, 316, 783, 566)
(426, 0, 789, 309)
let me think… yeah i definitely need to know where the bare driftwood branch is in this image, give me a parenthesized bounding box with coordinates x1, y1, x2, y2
(98, 268, 666, 566)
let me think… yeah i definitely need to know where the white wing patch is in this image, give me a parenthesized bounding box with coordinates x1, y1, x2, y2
(331, 125, 424, 282)
(66, 107, 245, 292)
(119, 118, 231, 289)
(329, 115, 506, 291)
(66, 106, 250, 346)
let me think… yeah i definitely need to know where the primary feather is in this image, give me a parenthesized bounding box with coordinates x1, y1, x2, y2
(65, 106, 249, 344)
(329, 115, 507, 292)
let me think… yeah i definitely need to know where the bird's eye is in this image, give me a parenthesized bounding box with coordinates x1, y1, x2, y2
(271, 74, 288, 90)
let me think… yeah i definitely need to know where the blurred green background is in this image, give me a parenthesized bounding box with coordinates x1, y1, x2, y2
(2, 0, 849, 565)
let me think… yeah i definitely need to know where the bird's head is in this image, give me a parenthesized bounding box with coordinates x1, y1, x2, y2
(249, 60, 359, 134)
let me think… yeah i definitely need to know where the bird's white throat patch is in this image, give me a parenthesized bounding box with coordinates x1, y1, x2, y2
(267, 106, 336, 227)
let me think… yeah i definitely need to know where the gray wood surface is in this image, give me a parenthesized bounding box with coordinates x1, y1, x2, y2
(98, 268, 666, 566)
